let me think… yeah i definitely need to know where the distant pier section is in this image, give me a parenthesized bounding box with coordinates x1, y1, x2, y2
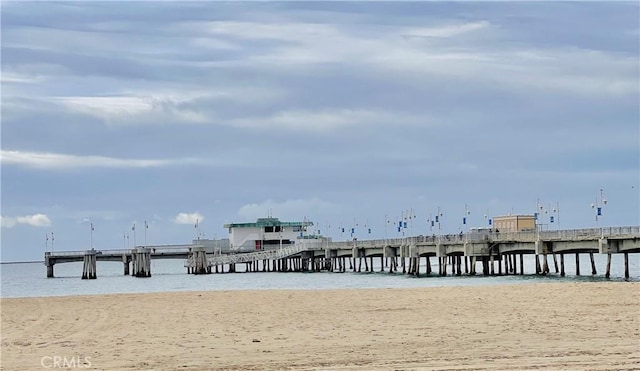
(44, 219, 640, 280)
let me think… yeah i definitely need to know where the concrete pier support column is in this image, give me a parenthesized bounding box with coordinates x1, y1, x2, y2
(575, 253, 580, 276)
(442, 257, 448, 276)
(624, 253, 629, 280)
(519, 254, 524, 275)
(123, 254, 130, 276)
(498, 255, 503, 275)
(542, 254, 549, 275)
(482, 257, 489, 276)
(552, 253, 559, 273)
(82, 250, 97, 280)
(464, 257, 468, 274)
(589, 253, 597, 275)
(426, 256, 432, 275)
(47, 264, 55, 278)
(560, 254, 565, 277)
(45, 252, 54, 278)
(192, 246, 209, 275)
(133, 248, 151, 277)
(131, 252, 137, 275)
(535, 255, 541, 274)
(489, 255, 495, 276)
(605, 253, 612, 279)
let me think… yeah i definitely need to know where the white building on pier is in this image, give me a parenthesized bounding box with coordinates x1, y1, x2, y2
(224, 217, 314, 252)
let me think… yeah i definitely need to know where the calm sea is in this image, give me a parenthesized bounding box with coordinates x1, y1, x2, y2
(1, 254, 638, 298)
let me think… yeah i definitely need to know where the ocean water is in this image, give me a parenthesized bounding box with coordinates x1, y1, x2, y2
(1, 253, 638, 298)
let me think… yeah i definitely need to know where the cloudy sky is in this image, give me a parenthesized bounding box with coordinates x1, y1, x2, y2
(1, 1, 639, 262)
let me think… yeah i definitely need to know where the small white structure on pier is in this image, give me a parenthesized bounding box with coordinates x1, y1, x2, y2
(224, 217, 314, 252)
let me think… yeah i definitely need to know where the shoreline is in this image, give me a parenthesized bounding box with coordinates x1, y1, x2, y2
(0, 279, 634, 300)
(2, 282, 639, 370)
(2, 271, 639, 300)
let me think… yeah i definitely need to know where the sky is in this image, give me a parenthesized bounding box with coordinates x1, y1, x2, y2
(1, 1, 639, 262)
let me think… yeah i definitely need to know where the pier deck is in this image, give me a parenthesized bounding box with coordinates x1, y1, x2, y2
(44, 226, 639, 279)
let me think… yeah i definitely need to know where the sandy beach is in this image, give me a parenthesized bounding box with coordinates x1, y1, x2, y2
(1, 282, 639, 370)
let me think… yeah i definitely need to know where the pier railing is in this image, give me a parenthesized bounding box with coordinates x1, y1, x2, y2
(185, 243, 310, 268)
(47, 246, 198, 258)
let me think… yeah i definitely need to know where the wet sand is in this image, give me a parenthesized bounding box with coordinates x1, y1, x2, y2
(2, 282, 639, 370)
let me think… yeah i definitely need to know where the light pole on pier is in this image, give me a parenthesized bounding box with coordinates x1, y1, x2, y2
(51, 232, 54, 252)
(90, 222, 94, 249)
(591, 189, 607, 236)
(484, 210, 492, 229)
(408, 209, 415, 237)
(462, 204, 471, 232)
(195, 218, 200, 243)
(144, 220, 148, 248)
(462, 204, 471, 242)
(385, 214, 392, 242)
(132, 223, 136, 248)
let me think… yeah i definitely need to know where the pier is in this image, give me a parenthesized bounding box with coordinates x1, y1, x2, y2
(44, 226, 640, 279)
